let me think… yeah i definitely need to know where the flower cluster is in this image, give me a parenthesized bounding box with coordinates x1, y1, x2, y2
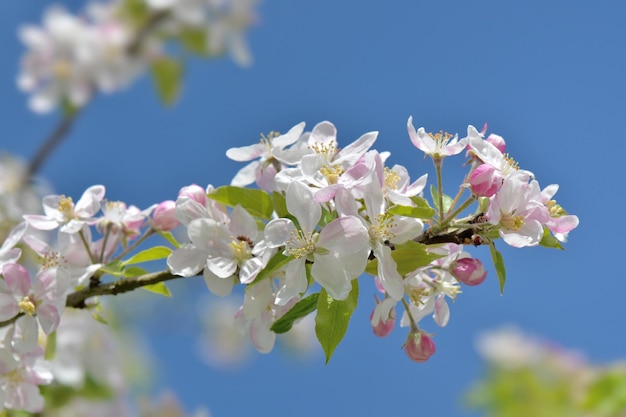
(0, 184, 173, 411)
(18, 0, 259, 113)
(0, 117, 578, 411)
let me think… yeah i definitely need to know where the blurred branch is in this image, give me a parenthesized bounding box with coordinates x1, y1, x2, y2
(27, 111, 81, 177)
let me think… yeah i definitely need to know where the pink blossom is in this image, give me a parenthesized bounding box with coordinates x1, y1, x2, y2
(370, 297, 396, 337)
(404, 330, 436, 363)
(152, 200, 179, 231)
(452, 258, 487, 286)
(469, 164, 501, 197)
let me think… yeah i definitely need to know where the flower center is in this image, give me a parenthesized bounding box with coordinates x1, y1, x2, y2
(369, 213, 396, 242)
(285, 228, 316, 259)
(58, 196, 74, 220)
(384, 167, 400, 191)
(260, 131, 281, 149)
(52, 59, 72, 79)
(229, 236, 253, 263)
(320, 164, 344, 185)
(309, 140, 338, 160)
(500, 213, 524, 231)
(18, 296, 37, 316)
(41, 250, 64, 269)
(546, 200, 566, 218)
(428, 130, 454, 153)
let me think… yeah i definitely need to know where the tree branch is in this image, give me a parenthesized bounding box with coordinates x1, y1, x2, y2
(27, 111, 80, 177)
(65, 270, 193, 309)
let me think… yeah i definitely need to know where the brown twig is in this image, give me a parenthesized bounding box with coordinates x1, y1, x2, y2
(65, 270, 193, 309)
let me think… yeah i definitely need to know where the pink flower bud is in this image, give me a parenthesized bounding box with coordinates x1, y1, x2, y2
(153, 200, 179, 231)
(469, 164, 501, 197)
(178, 184, 207, 205)
(452, 258, 487, 286)
(370, 308, 395, 338)
(486, 133, 506, 153)
(404, 330, 436, 362)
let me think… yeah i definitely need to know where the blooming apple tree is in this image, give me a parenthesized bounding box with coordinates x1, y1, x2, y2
(0, 0, 582, 414)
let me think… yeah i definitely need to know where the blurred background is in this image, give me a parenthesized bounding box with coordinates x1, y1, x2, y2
(1, 1, 625, 416)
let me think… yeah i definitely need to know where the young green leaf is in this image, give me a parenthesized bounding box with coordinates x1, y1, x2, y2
(123, 266, 148, 278)
(539, 226, 564, 250)
(430, 185, 453, 216)
(157, 230, 182, 249)
(141, 282, 172, 297)
(150, 56, 183, 106)
(388, 204, 436, 219)
(315, 280, 359, 364)
(208, 185, 273, 220)
(179, 27, 208, 55)
(271, 293, 319, 334)
(251, 252, 291, 286)
(122, 246, 172, 266)
(365, 241, 444, 276)
(489, 241, 506, 294)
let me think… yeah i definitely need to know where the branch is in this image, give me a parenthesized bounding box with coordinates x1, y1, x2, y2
(27, 111, 80, 177)
(65, 270, 193, 309)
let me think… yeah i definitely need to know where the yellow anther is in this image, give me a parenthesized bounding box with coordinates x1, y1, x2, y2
(285, 228, 316, 259)
(384, 167, 400, 191)
(320, 165, 345, 184)
(229, 239, 251, 263)
(546, 200, 566, 218)
(500, 213, 524, 231)
(57, 196, 74, 219)
(18, 296, 36, 316)
(309, 141, 338, 159)
(41, 251, 63, 270)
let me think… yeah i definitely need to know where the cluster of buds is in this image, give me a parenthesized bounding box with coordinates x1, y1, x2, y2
(0, 117, 578, 411)
(17, 0, 258, 113)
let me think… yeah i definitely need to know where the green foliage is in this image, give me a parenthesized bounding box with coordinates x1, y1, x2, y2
(252, 252, 291, 286)
(271, 293, 319, 334)
(141, 281, 172, 297)
(271, 191, 289, 218)
(388, 202, 436, 219)
(44, 331, 56, 360)
(119, 0, 151, 27)
(430, 185, 453, 216)
(315, 281, 358, 364)
(42, 374, 114, 409)
(157, 230, 181, 249)
(150, 56, 183, 106)
(539, 226, 565, 250)
(179, 27, 209, 55)
(582, 370, 626, 416)
(122, 246, 172, 266)
(488, 241, 506, 294)
(208, 185, 274, 220)
(365, 241, 444, 276)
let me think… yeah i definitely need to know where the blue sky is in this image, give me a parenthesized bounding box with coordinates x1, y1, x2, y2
(1, 1, 625, 416)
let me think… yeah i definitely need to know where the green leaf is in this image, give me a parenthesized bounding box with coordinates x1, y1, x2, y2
(45, 331, 56, 360)
(100, 260, 125, 277)
(365, 241, 444, 276)
(489, 241, 506, 294)
(122, 246, 172, 266)
(209, 185, 274, 220)
(157, 230, 182, 249)
(250, 252, 291, 286)
(315, 280, 359, 364)
(123, 266, 148, 278)
(388, 204, 436, 219)
(179, 27, 209, 55)
(582, 370, 626, 414)
(271, 293, 319, 334)
(430, 185, 453, 216)
(119, 0, 150, 26)
(150, 56, 183, 106)
(539, 226, 564, 250)
(271, 191, 288, 218)
(141, 282, 172, 297)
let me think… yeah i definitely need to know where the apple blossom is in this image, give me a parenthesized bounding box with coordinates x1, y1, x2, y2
(24, 185, 105, 234)
(404, 330, 436, 363)
(452, 258, 487, 286)
(264, 181, 370, 302)
(152, 200, 179, 231)
(407, 116, 468, 161)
